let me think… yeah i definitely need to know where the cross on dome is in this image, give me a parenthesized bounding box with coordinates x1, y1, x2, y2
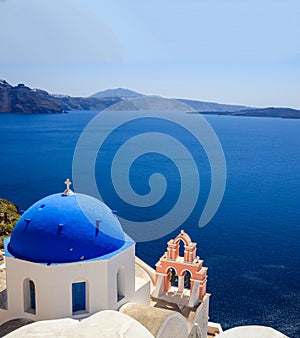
(65, 178, 72, 190)
(62, 178, 74, 196)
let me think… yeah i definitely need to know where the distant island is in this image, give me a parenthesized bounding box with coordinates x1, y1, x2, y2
(1, 79, 300, 119)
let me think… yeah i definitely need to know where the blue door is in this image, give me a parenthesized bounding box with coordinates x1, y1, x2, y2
(72, 281, 86, 313)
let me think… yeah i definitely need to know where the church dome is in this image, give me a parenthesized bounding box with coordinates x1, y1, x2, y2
(8, 182, 126, 263)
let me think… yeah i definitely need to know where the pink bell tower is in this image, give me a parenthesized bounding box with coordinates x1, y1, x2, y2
(152, 230, 208, 307)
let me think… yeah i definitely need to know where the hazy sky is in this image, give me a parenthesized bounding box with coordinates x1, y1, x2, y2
(1, 0, 299, 108)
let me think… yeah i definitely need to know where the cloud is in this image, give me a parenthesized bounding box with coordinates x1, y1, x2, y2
(0, 0, 123, 63)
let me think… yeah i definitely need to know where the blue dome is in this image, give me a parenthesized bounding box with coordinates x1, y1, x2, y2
(8, 193, 126, 263)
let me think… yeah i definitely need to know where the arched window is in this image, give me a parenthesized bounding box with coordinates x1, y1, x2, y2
(178, 239, 185, 258)
(72, 281, 87, 315)
(184, 271, 192, 290)
(24, 279, 36, 314)
(117, 266, 125, 302)
(168, 267, 178, 287)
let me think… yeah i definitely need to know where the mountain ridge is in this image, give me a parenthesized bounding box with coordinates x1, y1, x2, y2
(0, 80, 299, 118)
(90, 88, 143, 99)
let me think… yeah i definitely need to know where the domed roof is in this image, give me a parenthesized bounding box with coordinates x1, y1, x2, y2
(8, 188, 127, 263)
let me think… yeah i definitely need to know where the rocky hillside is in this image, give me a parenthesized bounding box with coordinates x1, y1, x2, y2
(0, 80, 122, 113)
(0, 80, 63, 114)
(0, 199, 20, 249)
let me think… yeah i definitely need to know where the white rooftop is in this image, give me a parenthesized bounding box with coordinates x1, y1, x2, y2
(218, 325, 287, 338)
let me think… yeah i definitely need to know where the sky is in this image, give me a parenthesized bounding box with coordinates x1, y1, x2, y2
(0, 0, 299, 108)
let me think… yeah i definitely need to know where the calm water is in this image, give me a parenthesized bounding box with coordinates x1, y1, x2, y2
(0, 111, 299, 336)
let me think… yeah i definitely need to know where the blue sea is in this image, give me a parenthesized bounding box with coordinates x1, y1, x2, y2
(0, 111, 299, 336)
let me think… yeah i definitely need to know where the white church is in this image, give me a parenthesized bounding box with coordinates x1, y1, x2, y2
(0, 180, 287, 337)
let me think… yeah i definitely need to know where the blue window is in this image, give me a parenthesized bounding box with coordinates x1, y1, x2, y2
(24, 279, 36, 314)
(29, 280, 36, 311)
(72, 281, 86, 314)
